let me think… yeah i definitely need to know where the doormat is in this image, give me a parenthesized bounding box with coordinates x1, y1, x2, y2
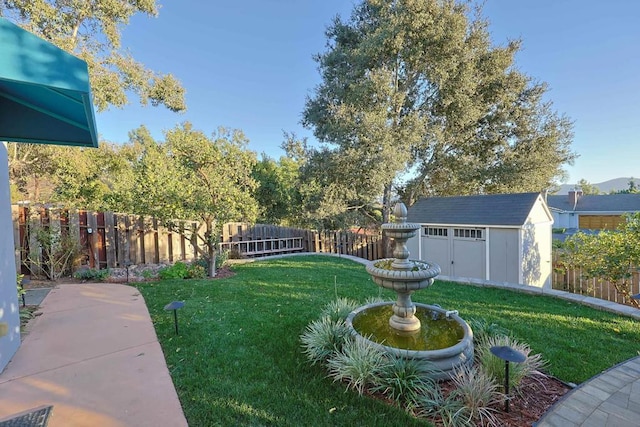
(0, 405, 53, 427)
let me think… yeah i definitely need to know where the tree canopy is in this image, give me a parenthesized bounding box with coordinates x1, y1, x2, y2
(0, 0, 186, 112)
(302, 0, 575, 225)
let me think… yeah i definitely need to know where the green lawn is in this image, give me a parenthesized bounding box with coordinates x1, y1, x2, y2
(136, 256, 640, 426)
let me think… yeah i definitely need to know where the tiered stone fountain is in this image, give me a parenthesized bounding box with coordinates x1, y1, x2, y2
(345, 203, 474, 379)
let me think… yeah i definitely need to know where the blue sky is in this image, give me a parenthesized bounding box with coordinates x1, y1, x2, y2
(96, 0, 640, 185)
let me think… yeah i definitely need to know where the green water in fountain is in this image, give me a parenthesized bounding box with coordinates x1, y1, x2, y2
(352, 305, 464, 351)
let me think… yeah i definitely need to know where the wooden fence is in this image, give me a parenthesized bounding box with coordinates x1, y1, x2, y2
(552, 253, 640, 306)
(220, 223, 384, 261)
(12, 206, 385, 277)
(12, 205, 200, 276)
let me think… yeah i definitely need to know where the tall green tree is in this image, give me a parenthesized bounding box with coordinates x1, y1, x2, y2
(576, 178, 600, 195)
(303, 0, 575, 224)
(49, 125, 153, 210)
(0, 0, 186, 112)
(252, 154, 302, 226)
(162, 123, 259, 276)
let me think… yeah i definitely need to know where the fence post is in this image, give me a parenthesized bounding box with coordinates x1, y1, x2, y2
(11, 205, 21, 273)
(105, 212, 117, 268)
(27, 208, 42, 277)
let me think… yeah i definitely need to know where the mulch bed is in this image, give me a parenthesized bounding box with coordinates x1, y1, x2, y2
(422, 374, 571, 426)
(490, 374, 570, 427)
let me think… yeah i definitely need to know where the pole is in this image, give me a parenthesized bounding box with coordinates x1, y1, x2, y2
(174, 310, 179, 335)
(505, 360, 510, 412)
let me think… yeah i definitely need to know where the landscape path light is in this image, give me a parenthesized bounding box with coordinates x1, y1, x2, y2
(164, 301, 185, 335)
(490, 345, 526, 412)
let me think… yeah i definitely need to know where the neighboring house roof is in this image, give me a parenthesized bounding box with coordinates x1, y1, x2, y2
(547, 194, 640, 213)
(406, 192, 543, 227)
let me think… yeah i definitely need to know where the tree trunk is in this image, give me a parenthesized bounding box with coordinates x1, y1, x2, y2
(205, 219, 217, 277)
(382, 183, 393, 258)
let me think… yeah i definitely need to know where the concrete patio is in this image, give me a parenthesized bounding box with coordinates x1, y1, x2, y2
(0, 283, 187, 426)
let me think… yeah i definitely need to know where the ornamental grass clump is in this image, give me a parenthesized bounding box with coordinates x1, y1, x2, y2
(476, 335, 547, 393)
(448, 364, 501, 427)
(468, 317, 511, 347)
(370, 355, 437, 408)
(300, 317, 351, 365)
(327, 337, 389, 395)
(320, 297, 360, 322)
(414, 384, 470, 427)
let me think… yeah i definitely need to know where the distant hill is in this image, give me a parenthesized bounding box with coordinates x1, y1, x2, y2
(556, 177, 640, 195)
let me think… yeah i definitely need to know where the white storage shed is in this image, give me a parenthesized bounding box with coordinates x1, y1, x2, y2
(406, 193, 554, 288)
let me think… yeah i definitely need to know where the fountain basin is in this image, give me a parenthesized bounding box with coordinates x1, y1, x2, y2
(346, 301, 474, 379)
(366, 259, 440, 292)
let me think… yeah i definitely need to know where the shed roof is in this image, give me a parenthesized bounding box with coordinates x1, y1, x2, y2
(547, 194, 640, 212)
(407, 192, 542, 227)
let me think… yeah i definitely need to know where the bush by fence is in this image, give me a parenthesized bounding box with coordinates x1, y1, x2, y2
(552, 253, 640, 307)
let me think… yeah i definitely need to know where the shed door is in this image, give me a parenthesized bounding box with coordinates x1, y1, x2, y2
(420, 226, 451, 276)
(451, 228, 485, 279)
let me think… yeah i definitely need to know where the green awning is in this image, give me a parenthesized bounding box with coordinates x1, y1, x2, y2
(0, 18, 98, 147)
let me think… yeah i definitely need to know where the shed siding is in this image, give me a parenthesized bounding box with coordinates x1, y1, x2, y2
(488, 228, 519, 284)
(420, 231, 451, 276)
(520, 222, 552, 288)
(529, 196, 553, 225)
(407, 234, 420, 260)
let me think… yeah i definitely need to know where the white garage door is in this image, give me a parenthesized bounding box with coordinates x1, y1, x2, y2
(452, 228, 486, 279)
(420, 227, 486, 279)
(420, 226, 451, 275)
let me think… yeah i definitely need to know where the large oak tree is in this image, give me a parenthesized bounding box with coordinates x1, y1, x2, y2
(302, 0, 576, 225)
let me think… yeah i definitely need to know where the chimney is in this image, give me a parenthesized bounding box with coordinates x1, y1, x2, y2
(568, 186, 583, 210)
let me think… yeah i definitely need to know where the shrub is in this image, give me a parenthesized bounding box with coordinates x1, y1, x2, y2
(192, 251, 228, 275)
(187, 263, 206, 279)
(320, 298, 360, 322)
(448, 364, 501, 427)
(370, 355, 437, 407)
(17, 274, 25, 299)
(300, 317, 351, 365)
(141, 269, 156, 280)
(327, 337, 389, 395)
(216, 249, 230, 269)
(74, 267, 110, 281)
(476, 335, 547, 393)
(158, 262, 189, 280)
(26, 227, 83, 280)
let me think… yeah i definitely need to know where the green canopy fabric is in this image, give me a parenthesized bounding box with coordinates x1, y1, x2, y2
(0, 17, 98, 147)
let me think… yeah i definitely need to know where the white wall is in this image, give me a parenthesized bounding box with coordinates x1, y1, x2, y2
(522, 197, 553, 288)
(551, 211, 578, 229)
(0, 142, 20, 372)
